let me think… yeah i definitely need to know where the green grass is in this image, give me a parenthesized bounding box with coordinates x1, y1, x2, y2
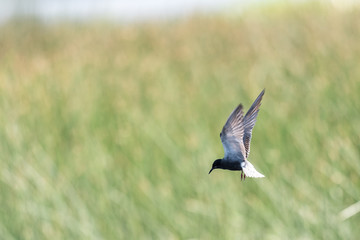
(1, 2, 360, 239)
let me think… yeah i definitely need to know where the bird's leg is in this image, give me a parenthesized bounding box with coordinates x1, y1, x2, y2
(241, 171, 243, 181)
(244, 174, 246, 180)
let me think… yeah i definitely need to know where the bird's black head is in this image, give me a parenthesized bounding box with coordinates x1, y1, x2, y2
(209, 159, 222, 174)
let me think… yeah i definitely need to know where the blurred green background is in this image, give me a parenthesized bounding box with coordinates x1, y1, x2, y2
(1, 2, 360, 239)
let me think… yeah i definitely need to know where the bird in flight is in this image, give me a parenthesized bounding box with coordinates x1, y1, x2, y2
(209, 89, 265, 180)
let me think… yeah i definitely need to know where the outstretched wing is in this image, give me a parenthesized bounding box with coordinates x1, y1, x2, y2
(220, 104, 246, 161)
(242, 89, 265, 158)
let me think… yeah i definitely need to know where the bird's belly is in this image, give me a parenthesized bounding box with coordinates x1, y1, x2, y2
(222, 161, 242, 171)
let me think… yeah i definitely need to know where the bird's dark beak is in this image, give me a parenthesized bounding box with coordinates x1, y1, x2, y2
(209, 167, 214, 174)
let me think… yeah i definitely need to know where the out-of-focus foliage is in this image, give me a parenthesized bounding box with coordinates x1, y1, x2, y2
(0, 2, 359, 239)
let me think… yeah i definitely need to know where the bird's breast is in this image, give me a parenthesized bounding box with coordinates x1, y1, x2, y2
(221, 160, 242, 171)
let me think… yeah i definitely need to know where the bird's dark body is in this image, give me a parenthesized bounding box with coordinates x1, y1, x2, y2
(212, 159, 242, 171)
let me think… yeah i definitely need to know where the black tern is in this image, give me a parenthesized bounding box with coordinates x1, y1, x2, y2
(209, 89, 265, 180)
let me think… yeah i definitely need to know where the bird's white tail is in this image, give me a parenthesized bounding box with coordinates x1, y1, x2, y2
(242, 160, 265, 178)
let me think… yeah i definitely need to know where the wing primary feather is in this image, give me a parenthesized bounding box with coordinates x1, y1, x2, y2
(220, 104, 246, 160)
(243, 89, 265, 158)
